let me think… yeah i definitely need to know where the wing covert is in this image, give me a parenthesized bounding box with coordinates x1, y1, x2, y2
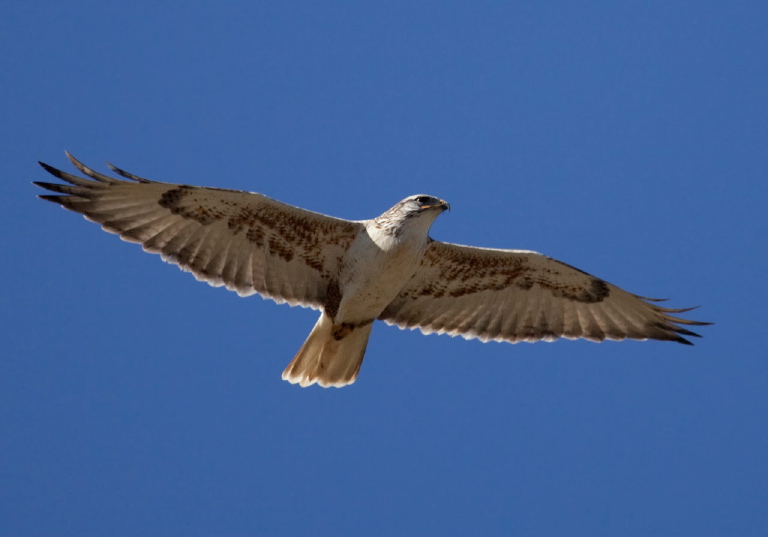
(379, 241, 709, 344)
(35, 153, 362, 309)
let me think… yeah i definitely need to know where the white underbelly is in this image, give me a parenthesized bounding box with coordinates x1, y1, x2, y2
(334, 231, 425, 322)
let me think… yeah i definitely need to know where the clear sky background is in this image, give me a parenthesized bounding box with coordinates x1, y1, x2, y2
(2, 2, 766, 536)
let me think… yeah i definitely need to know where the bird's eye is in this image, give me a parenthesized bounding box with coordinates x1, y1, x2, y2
(416, 196, 431, 204)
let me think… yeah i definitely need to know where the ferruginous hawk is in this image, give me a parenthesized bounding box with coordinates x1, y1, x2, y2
(35, 153, 710, 387)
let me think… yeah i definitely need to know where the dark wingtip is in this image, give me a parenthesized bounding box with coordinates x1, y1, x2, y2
(38, 161, 63, 178)
(668, 328, 697, 345)
(33, 181, 73, 195)
(105, 161, 151, 182)
(37, 194, 65, 204)
(675, 326, 703, 338)
(33, 180, 55, 190)
(651, 320, 707, 345)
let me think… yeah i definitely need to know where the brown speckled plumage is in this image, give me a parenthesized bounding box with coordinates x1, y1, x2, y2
(35, 153, 710, 388)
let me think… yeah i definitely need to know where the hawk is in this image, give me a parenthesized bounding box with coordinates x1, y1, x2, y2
(35, 153, 709, 387)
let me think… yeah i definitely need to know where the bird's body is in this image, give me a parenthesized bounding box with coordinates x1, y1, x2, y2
(35, 153, 709, 387)
(337, 213, 440, 321)
(283, 200, 446, 386)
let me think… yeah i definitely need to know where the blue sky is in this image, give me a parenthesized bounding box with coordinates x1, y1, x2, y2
(2, 1, 767, 535)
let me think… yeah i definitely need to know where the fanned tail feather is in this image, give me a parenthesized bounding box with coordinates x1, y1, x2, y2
(282, 314, 372, 388)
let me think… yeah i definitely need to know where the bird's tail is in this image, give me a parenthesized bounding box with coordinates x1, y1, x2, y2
(282, 313, 373, 388)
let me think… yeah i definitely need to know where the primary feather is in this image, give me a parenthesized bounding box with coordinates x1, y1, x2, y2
(36, 154, 710, 387)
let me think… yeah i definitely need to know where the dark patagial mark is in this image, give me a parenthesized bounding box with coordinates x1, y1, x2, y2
(588, 277, 611, 301)
(571, 278, 610, 302)
(158, 186, 192, 210)
(158, 186, 224, 225)
(538, 277, 611, 303)
(546, 260, 610, 302)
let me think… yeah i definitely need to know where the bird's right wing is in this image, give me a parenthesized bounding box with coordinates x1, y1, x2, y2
(35, 153, 363, 310)
(379, 240, 709, 344)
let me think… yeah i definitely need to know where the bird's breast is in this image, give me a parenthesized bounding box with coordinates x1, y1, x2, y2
(332, 231, 427, 322)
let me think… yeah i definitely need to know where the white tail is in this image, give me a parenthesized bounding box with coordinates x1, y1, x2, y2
(282, 314, 373, 388)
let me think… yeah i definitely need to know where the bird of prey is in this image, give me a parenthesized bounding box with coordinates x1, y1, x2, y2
(35, 153, 709, 388)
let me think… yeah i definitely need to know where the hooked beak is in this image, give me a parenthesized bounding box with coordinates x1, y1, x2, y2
(422, 199, 450, 211)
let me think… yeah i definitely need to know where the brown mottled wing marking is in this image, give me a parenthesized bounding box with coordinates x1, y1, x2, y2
(379, 241, 709, 344)
(35, 153, 362, 309)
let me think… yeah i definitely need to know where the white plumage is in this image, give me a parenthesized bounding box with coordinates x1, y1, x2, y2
(35, 153, 709, 387)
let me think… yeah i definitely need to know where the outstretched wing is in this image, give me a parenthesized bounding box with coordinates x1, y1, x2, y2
(35, 153, 362, 310)
(379, 241, 709, 344)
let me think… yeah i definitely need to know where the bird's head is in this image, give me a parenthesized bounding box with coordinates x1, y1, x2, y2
(372, 194, 450, 237)
(405, 195, 451, 214)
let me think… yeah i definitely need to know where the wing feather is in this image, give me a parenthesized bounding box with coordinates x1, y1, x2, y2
(221, 235, 251, 292)
(379, 241, 710, 345)
(35, 154, 363, 310)
(143, 219, 197, 253)
(233, 248, 256, 297)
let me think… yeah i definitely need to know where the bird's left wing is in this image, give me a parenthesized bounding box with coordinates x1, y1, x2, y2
(35, 153, 363, 310)
(379, 240, 709, 344)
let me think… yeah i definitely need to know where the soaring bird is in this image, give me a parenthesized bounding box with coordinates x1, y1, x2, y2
(35, 153, 709, 387)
